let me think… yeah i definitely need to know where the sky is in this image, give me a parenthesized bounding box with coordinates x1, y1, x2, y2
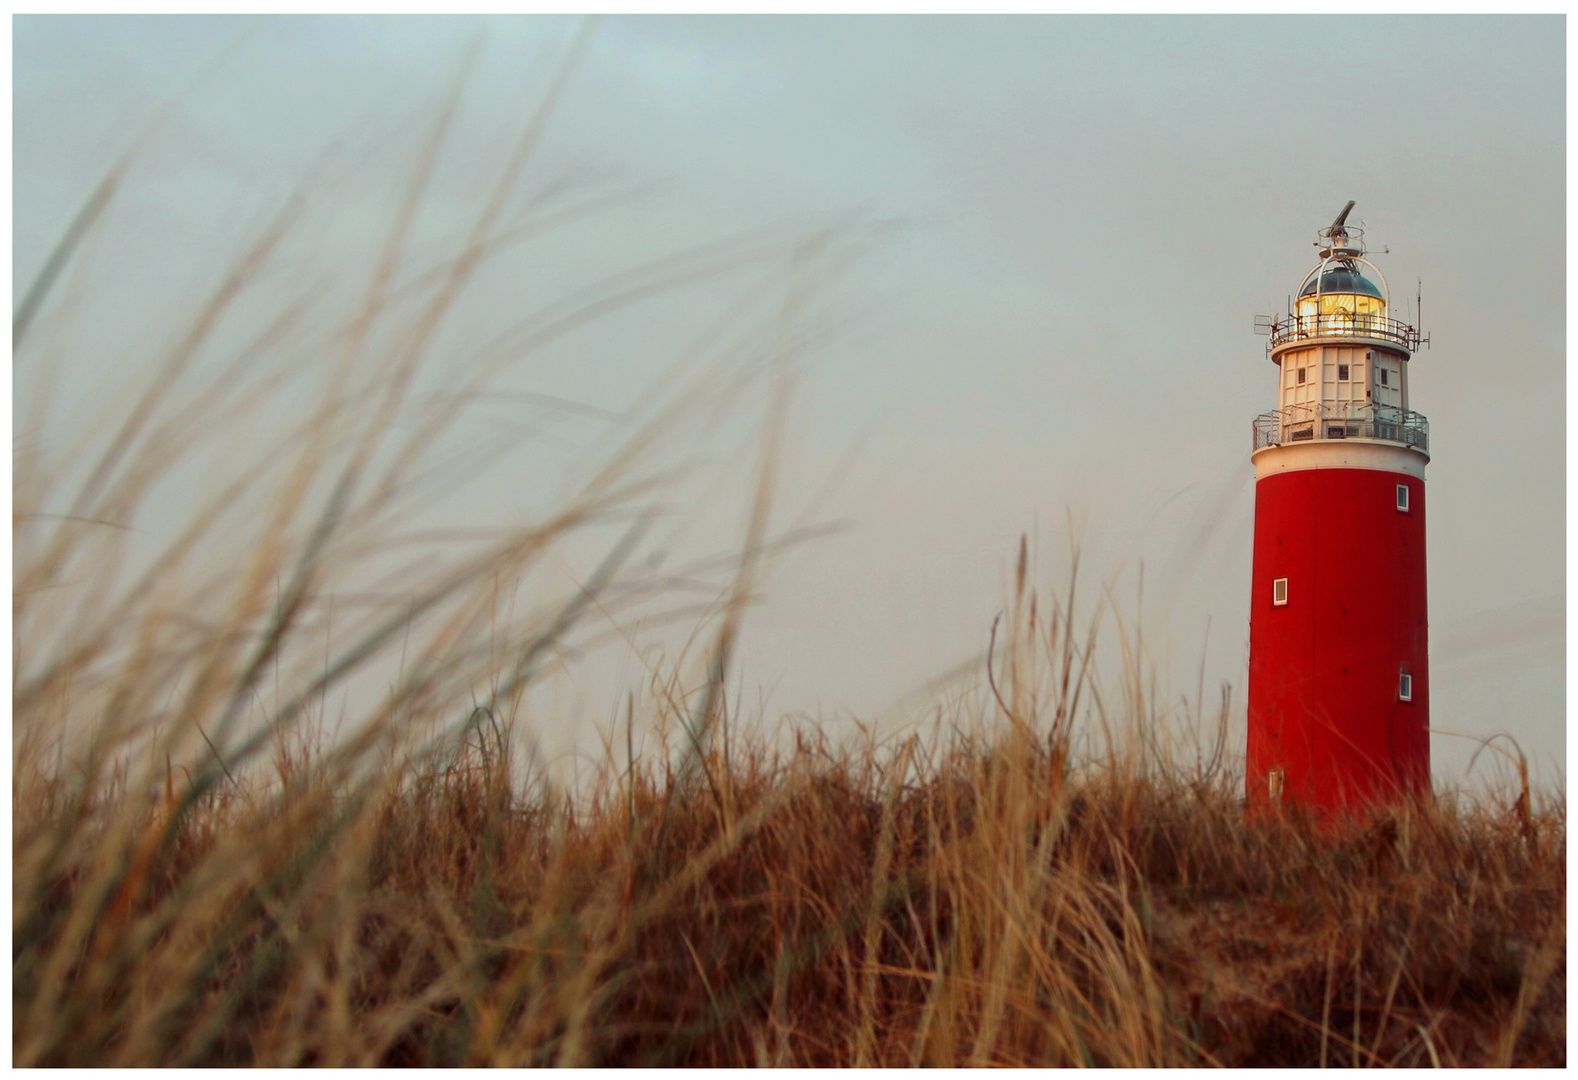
(13, 15, 1566, 790)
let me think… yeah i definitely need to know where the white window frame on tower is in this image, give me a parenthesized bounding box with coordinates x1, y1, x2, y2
(1396, 484, 1410, 512)
(1399, 671, 1413, 702)
(1272, 577, 1288, 606)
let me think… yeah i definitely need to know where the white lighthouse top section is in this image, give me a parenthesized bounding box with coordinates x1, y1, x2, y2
(1251, 202, 1429, 461)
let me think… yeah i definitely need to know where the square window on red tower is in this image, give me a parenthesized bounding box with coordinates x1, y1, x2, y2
(1399, 672, 1413, 701)
(1396, 484, 1410, 512)
(1272, 577, 1288, 606)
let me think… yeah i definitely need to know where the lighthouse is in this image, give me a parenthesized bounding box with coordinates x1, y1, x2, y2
(1247, 202, 1430, 814)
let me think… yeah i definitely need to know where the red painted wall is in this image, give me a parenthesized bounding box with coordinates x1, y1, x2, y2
(1247, 466, 1429, 812)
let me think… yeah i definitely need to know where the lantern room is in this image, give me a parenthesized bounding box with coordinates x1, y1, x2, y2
(1296, 266, 1386, 320)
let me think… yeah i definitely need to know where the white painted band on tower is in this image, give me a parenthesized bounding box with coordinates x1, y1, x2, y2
(1251, 440, 1429, 481)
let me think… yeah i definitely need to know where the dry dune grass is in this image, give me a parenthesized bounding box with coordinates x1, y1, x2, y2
(13, 64, 1565, 1067)
(12, 656, 1566, 1066)
(13, 514, 1565, 1066)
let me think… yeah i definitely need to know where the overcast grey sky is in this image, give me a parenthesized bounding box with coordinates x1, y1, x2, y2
(14, 15, 1565, 788)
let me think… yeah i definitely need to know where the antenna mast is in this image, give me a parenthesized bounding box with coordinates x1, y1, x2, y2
(1317, 199, 1364, 261)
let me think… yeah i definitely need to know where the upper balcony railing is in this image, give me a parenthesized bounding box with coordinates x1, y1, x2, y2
(1261, 312, 1423, 352)
(1253, 402, 1429, 454)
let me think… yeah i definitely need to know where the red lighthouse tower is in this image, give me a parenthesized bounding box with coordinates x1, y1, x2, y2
(1247, 203, 1430, 814)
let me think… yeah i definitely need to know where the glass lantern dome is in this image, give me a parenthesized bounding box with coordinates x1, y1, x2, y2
(1296, 266, 1386, 318)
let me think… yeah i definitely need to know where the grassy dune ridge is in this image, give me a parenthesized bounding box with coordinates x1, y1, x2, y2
(13, 84, 1564, 1066)
(12, 582, 1566, 1066)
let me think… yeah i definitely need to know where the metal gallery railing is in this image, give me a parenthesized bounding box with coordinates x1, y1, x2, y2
(1262, 312, 1422, 351)
(1252, 402, 1429, 453)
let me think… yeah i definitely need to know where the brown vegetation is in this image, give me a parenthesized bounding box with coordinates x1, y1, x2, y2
(13, 539, 1565, 1067)
(12, 691, 1566, 1066)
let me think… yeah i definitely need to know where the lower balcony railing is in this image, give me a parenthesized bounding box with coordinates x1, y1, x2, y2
(1252, 403, 1429, 453)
